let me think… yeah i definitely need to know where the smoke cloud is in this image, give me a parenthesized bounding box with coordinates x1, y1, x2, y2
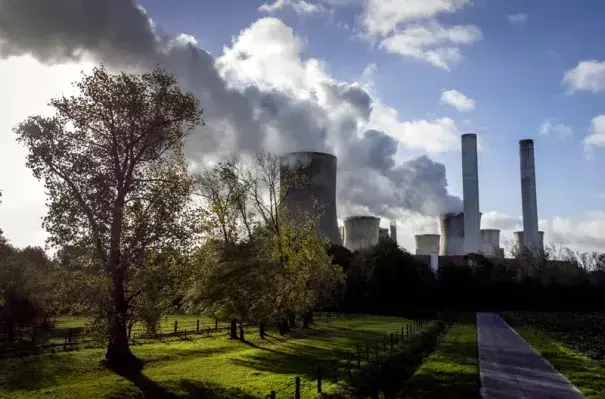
(0, 0, 461, 220)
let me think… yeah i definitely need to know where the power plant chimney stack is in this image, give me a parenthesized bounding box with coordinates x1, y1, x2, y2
(519, 139, 540, 250)
(390, 221, 397, 245)
(461, 134, 481, 254)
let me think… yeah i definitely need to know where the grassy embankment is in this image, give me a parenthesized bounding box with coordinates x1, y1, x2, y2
(504, 313, 605, 399)
(0, 315, 410, 399)
(399, 313, 479, 399)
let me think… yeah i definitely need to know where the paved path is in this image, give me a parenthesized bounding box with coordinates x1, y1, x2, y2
(477, 312, 585, 399)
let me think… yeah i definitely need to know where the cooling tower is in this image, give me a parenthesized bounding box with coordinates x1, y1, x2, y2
(343, 216, 380, 252)
(514, 231, 545, 253)
(415, 234, 440, 255)
(519, 140, 540, 251)
(280, 152, 341, 245)
(379, 228, 389, 240)
(390, 221, 397, 245)
(462, 134, 481, 254)
(480, 229, 501, 257)
(439, 212, 465, 256)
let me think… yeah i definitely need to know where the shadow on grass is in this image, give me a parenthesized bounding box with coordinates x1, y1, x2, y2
(0, 346, 232, 392)
(232, 325, 394, 379)
(399, 315, 479, 399)
(107, 374, 258, 399)
(400, 340, 479, 398)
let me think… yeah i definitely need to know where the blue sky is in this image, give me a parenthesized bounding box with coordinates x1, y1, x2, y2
(1, 0, 604, 253)
(137, 0, 605, 223)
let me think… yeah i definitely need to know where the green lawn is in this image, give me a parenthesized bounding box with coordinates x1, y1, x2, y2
(399, 313, 479, 399)
(509, 326, 605, 399)
(0, 315, 410, 399)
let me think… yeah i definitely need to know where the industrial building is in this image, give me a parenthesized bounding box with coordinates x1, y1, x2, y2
(343, 216, 380, 252)
(514, 231, 545, 253)
(279, 151, 341, 245)
(415, 234, 440, 255)
(480, 229, 501, 257)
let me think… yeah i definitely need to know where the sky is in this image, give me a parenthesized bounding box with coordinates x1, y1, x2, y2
(0, 0, 605, 254)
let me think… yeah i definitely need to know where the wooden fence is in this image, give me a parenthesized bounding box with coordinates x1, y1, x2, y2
(0, 311, 347, 358)
(265, 319, 431, 398)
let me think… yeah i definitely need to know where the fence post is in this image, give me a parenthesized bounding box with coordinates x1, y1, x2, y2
(197, 319, 200, 332)
(295, 376, 301, 399)
(68, 328, 73, 343)
(174, 320, 178, 334)
(270, 391, 276, 399)
(356, 345, 361, 368)
(215, 320, 218, 330)
(401, 326, 404, 338)
(184, 329, 187, 339)
(334, 359, 339, 383)
(390, 333, 393, 349)
(347, 352, 351, 377)
(395, 331, 398, 345)
(317, 366, 322, 393)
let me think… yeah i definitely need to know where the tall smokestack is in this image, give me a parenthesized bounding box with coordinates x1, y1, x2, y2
(461, 134, 480, 254)
(519, 139, 540, 250)
(390, 221, 397, 245)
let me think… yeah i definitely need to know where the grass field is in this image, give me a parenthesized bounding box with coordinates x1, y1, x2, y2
(508, 325, 605, 399)
(399, 313, 479, 399)
(0, 315, 410, 399)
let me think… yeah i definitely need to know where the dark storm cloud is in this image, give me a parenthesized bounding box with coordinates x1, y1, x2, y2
(0, 0, 461, 216)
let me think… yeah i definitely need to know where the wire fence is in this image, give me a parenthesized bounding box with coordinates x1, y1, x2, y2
(263, 318, 433, 399)
(0, 311, 349, 358)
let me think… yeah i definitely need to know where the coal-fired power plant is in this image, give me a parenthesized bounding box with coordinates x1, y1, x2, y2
(415, 234, 440, 255)
(461, 134, 481, 254)
(278, 134, 545, 261)
(280, 151, 341, 245)
(519, 139, 542, 251)
(343, 216, 380, 252)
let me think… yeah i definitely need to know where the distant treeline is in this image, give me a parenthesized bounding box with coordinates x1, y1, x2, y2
(331, 239, 605, 316)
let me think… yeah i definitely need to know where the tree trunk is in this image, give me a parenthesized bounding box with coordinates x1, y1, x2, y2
(259, 322, 266, 339)
(280, 318, 290, 335)
(288, 315, 296, 328)
(239, 322, 245, 342)
(303, 311, 313, 329)
(229, 319, 238, 339)
(105, 269, 140, 372)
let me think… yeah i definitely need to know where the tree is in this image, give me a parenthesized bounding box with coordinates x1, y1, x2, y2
(186, 154, 344, 337)
(14, 65, 203, 369)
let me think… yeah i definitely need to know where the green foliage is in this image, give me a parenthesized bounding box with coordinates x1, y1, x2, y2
(349, 239, 435, 316)
(187, 154, 345, 327)
(401, 314, 479, 398)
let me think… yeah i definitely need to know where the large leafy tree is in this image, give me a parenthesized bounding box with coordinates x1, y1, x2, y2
(14, 66, 203, 369)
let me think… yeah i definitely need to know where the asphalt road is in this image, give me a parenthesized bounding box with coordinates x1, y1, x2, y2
(477, 312, 585, 399)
